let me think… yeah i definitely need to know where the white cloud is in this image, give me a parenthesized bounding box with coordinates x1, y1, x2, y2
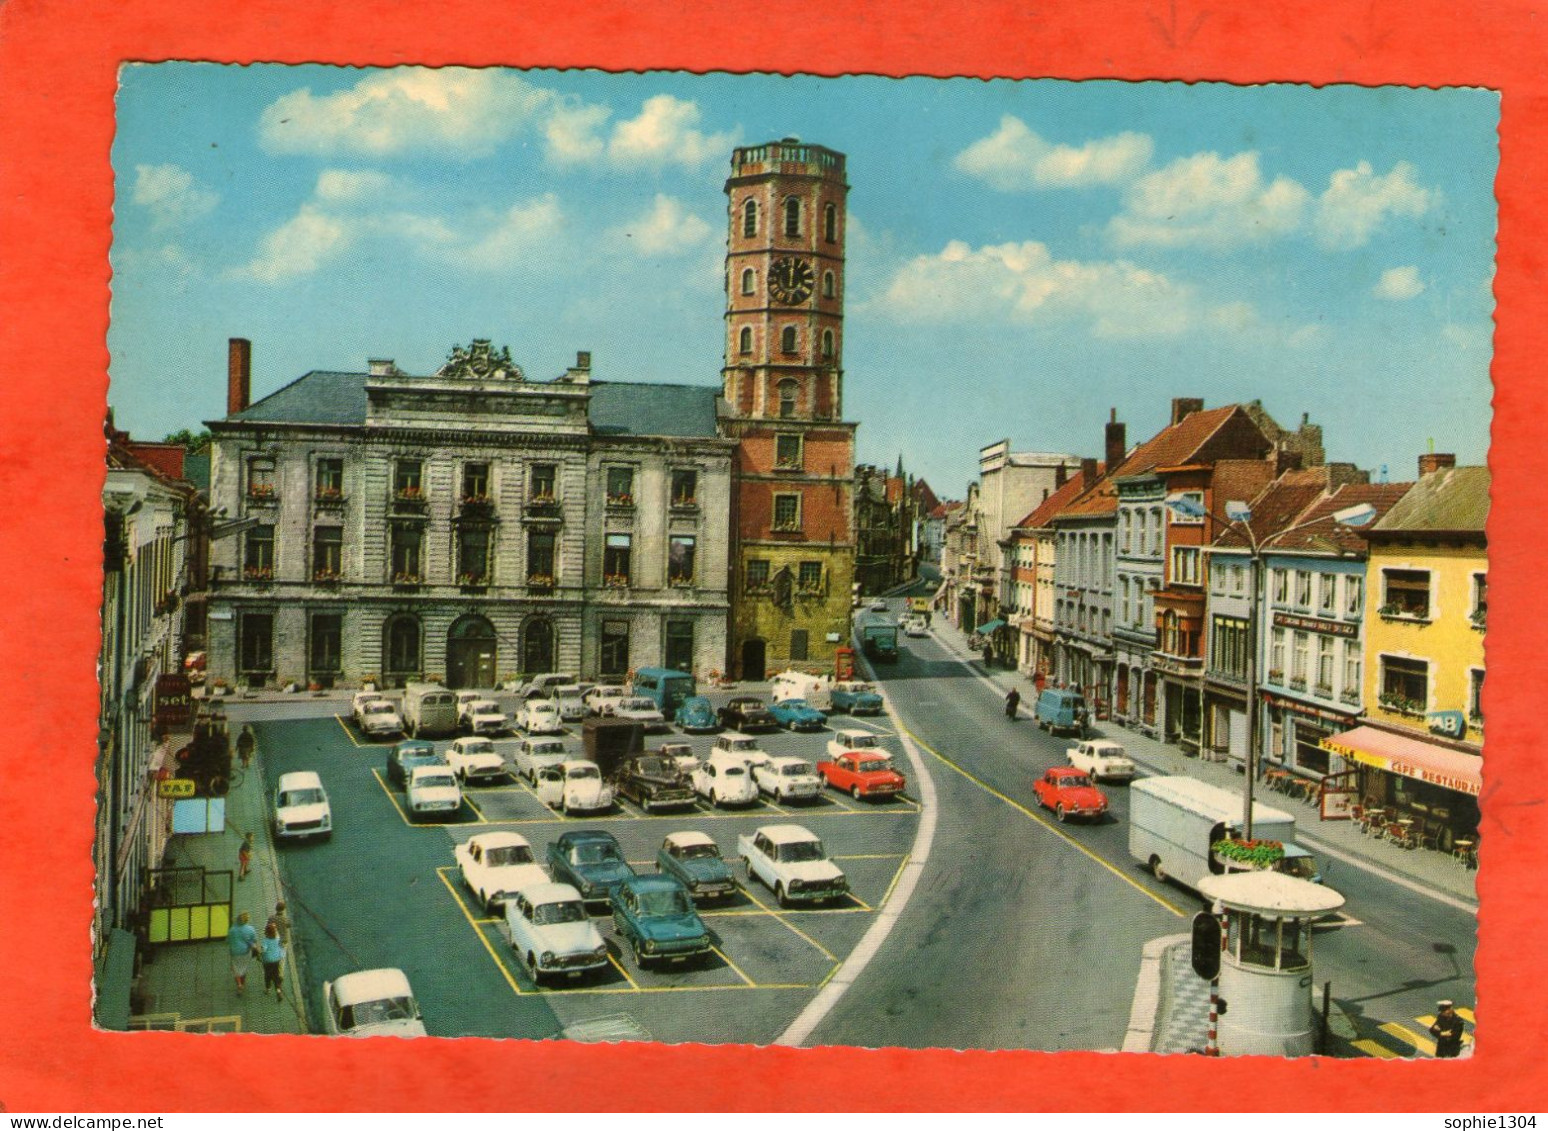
(457, 195, 566, 269)
(314, 169, 397, 203)
(1315, 161, 1435, 249)
(872, 238, 1251, 338)
(239, 205, 351, 282)
(1108, 151, 1309, 251)
(131, 163, 217, 227)
(610, 195, 712, 256)
(545, 101, 610, 165)
(954, 116, 1153, 190)
(1373, 265, 1426, 300)
(606, 95, 739, 168)
(1442, 322, 1491, 353)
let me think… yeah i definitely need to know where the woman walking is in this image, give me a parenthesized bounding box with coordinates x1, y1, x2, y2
(259, 920, 287, 1001)
(226, 911, 258, 996)
(237, 832, 254, 881)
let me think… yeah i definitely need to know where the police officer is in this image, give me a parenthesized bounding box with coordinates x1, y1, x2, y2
(1430, 1000, 1465, 1058)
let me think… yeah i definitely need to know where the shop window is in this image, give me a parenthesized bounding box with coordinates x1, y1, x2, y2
(312, 526, 342, 581)
(601, 620, 630, 677)
(243, 525, 275, 581)
(665, 620, 694, 672)
(239, 613, 274, 675)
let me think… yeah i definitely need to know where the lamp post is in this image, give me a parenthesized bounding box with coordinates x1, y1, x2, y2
(1165, 496, 1376, 839)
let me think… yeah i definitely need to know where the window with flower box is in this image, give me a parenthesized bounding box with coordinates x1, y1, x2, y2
(526, 529, 556, 587)
(1290, 631, 1309, 690)
(1268, 627, 1286, 684)
(745, 559, 771, 594)
(312, 526, 342, 582)
(603, 534, 632, 586)
(606, 467, 635, 507)
(1380, 568, 1431, 620)
(458, 527, 491, 587)
(243, 525, 275, 581)
(246, 456, 276, 501)
(1379, 655, 1428, 716)
(1342, 642, 1362, 705)
(1316, 635, 1334, 696)
(798, 560, 823, 593)
(530, 463, 557, 504)
(309, 613, 342, 680)
(1471, 572, 1487, 630)
(670, 469, 698, 508)
(668, 536, 696, 587)
(394, 459, 423, 501)
(390, 525, 423, 585)
(461, 461, 491, 507)
(314, 457, 344, 503)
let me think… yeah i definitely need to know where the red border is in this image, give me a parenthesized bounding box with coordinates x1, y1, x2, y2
(1, 0, 1542, 1112)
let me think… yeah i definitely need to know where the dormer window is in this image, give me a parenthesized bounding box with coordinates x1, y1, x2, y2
(743, 198, 758, 238)
(784, 197, 801, 238)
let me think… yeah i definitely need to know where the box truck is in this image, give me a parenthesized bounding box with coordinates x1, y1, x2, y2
(1128, 775, 1318, 892)
(401, 682, 460, 739)
(860, 623, 900, 662)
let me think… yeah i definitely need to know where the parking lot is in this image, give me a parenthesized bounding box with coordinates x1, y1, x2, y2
(257, 688, 921, 1043)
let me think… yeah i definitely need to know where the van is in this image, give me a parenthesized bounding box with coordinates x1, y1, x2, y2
(401, 681, 460, 739)
(1034, 688, 1088, 736)
(770, 670, 832, 712)
(630, 667, 697, 714)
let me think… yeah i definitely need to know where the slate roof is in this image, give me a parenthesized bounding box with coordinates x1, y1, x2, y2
(1371, 465, 1490, 536)
(225, 370, 368, 427)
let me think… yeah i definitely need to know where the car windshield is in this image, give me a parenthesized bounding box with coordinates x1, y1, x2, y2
(281, 788, 326, 806)
(460, 740, 495, 755)
(485, 845, 533, 866)
(723, 738, 754, 751)
(857, 760, 890, 774)
(573, 842, 621, 865)
(722, 766, 745, 777)
(365, 703, 395, 715)
(1063, 773, 1092, 787)
(567, 765, 599, 781)
(638, 889, 693, 917)
(342, 996, 417, 1029)
(529, 742, 563, 755)
(780, 840, 825, 862)
(783, 763, 814, 776)
(622, 699, 655, 711)
(848, 735, 878, 749)
(676, 843, 719, 860)
(634, 758, 667, 775)
(534, 900, 587, 925)
(419, 773, 456, 789)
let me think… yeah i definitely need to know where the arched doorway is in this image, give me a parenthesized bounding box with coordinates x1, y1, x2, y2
(447, 614, 497, 689)
(741, 638, 766, 682)
(522, 617, 555, 676)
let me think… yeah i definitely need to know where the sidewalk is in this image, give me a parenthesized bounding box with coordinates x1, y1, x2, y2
(133, 718, 308, 1034)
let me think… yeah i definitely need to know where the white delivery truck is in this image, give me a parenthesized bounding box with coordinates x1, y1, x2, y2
(1129, 775, 1319, 891)
(769, 670, 833, 713)
(401, 681, 460, 739)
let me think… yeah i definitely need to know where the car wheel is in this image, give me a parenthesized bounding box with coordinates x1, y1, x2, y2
(631, 937, 646, 967)
(1150, 856, 1167, 882)
(526, 952, 542, 984)
(851, 785, 863, 801)
(775, 883, 790, 908)
(1056, 804, 1068, 823)
(711, 790, 720, 807)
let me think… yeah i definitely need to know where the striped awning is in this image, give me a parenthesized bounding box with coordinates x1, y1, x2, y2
(1320, 725, 1481, 797)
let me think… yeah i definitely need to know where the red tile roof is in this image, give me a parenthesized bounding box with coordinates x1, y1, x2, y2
(1015, 467, 1101, 529)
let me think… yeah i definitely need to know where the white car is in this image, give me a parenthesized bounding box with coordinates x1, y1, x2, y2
(515, 737, 569, 783)
(445, 736, 509, 785)
(406, 764, 462, 820)
(454, 690, 484, 723)
(1067, 739, 1139, 783)
(552, 685, 588, 723)
(352, 693, 403, 737)
(516, 672, 577, 701)
(612, 696, 667, 731)
(658, 741, 700, 776)
(902, 616, 930, 637)
(516, 698, 564, 735)
(692, 753, 759, 808)
(826, 728, 889, 762)
(322, 968, 427, 1038)
(752, 756, 824, 802)
(465, 698, 508, 736)
(712, 732, 770, 767)
(454, 832, 549, 913)
(554, 760, 614, 814)
(274, 771, 332, 840)
(583, 684, 628, 716)
(738, 824, 849, 907)
(505, 882, 610, 984)
(869, 599, 888, 612)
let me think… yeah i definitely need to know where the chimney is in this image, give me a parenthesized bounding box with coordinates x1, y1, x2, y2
(368, 358, 396, 376)
(1080, 457, 1098, 485)
(227, 338, 251, 416)
(1418, 452, 1456, 476)
(1105, 408, 1126, 473)
(566, 350, 592, 384)
(1275, 446, 1303, 476)
(1171, 397, 1204, 425)
(1054, 463, 1067, 489)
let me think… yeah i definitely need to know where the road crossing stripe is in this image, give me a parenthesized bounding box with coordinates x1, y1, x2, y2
(435, 868, 526, 997)
(1353, 1038, 1402, 1059)
(1417, 1015, 1476, 1044)
(1457, 1007, 1477, 1023)
(1382, 1022, 1434, 1056)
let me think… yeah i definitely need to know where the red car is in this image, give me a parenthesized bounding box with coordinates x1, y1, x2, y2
(818, 752, 907, 801)
(1032, 766, 1108, 823)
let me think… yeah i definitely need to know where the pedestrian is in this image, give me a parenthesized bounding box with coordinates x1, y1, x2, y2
(259, 920, 287, 1001)
(1430, 1000, 1465, 1058)
(236, 724, 256, 769)
(238, 832, 253, 881)
(1005, 688, 1021, 719)
(267, 900, 293, 947)
(226, 911, 258, 996)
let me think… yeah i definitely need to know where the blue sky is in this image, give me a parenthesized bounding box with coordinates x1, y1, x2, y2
(110, 66, 1497, 496)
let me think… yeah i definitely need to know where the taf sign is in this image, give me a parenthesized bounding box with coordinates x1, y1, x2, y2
(157, 778, 198, 799)
(1428, 710, 1467, 739)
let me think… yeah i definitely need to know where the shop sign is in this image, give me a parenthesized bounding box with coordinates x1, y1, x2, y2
(1272, 612, 1357, 638)
(153, 673, 193, 731)
(1386, 759, 1480, 796)
(1428, 710, 1467, 740)
(157, 778, 197, 799)
(1262, 692, 1355, 724)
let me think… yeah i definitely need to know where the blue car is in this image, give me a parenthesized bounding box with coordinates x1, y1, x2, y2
(673, 696, 719, 733)
(385, 739, 445, 789)
(611, 874, 713, 968)
(830, 681, 884, 716)
(768, 698, 827, 731)
(545, 830, 637, 904)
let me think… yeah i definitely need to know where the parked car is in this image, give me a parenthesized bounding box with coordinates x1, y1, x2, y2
(612, 753, 697, 812)
(902, 615, 930, 637)
(1031, 766, 1109, 822)
(555, 760, 614, 815)
(826, 728, 889, 762)
(454, 832, 548, 913)
(769, 670, 833, 712)
(655, 832, 737, 902)
(1066, 739, 1138, 783)
(612, 696, 669, 732)
(505, 881, 610, 983)
(611, 874, 713, 968)
(712, 732, 770, 767)
(352, 692, 404, 737)
(583, 684, 629, 716)
(752, 756, 824, 802)
(454, 689, 484, 725)
(545, 830, 636, 903)
(386, 739, 445, 789)
(552, 685, 588, 723)
(869, 599, 888, 612)
(673, 696, 720, 733)
(718, 696, 777, 732)
(515, 737, 568, 783)
(657, 741, 700, 777)
(516, 672, 578, 701)
(829, 681, 884, 715)
(322, 968, 426, 1038)
(738, 824, 849, 907)
(445, 736, 509, 785)
(273, 771, 332, 841)
(406, 764, 462, 821)
(1034, 688, 1090, 736)
(515, 698, 564, 735)
(691, 752, 759, 807)
(464, 699, 508, 736)
(818, 751, 907, 801)
(767, 698, 827, 732)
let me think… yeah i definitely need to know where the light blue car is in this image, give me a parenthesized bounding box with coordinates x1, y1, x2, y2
(673, 695, 719, 733)
(768, 698, 827, 731)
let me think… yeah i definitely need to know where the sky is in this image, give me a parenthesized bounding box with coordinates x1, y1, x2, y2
(109, 66, 1498, 497)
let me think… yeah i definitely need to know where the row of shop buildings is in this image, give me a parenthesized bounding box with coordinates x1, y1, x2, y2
(940, 397, 1486, 851)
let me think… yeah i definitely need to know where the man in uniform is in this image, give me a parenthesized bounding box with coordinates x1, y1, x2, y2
(1429, 999, 1466, 1058)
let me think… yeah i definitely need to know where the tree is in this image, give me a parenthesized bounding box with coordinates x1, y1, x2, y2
(163, 428, 212, 452)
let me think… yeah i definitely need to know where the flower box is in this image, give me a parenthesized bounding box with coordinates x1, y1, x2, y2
(247, 483, 276, 500)
(312, 570, 342, 585)
(1470, 608, 1487, 631)
(668, 576, 695, 588)
(243, 566, 274, 582)
(603, 574, 630, 588)
(393, 573, 423, 588)
(526, 574, 555, 589)
(670, 496, 699, 509)
(606, 494, 635, 507)
(1211, 837, 1286, 870)
(458, 573, 489, 587)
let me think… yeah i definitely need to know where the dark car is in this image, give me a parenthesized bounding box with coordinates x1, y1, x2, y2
(768, 698, 827, 731)
(613, 755, 697, 813)
(655, 832, 737, 902)
(386, 739, 446, 789)
(673, 696, 719, 733)
(610, 874, 713, 968)
(545, 830, 637, 903)
(717, 696, 777, 733)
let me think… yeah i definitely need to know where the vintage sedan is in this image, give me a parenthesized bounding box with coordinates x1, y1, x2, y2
(386, 739, 445, 789)
(817, 752, 907, 801)
(673, 695, 719, 733)
(612, 696, 669, 732)
(1031, 766, 1109, 823)
(657, 741, 700, 777)
(463, 699, 509, 737)
(691, 753, 759, 808)
(552, 685, 588, 723)
(454, 832, 548, 913)
(825, 728, 890, 762)
(583, 684, 629, 716)
(611, 874, 713, 968)
(767, 698, 827, 732)
(352, 692, 404, 738)
(545, 830, 636, 903)
(829, 681, 884, 716)
(612, 754, 696, 812)
(514, 737, 568, 783)
(274, 771, 333, 841)
(717, 696, 777, 733)
(516, 698, 564, 735)
(406, 765, 462, 821)
(752, 756, 824, 802)
(1066, 739, 1138, 783)
(655, 832, 737, 902)
(445, 736, 509, 786)
(554, 760, 614, 815)
(322, 968, 427, 1038)
(505, 882, 610, 984)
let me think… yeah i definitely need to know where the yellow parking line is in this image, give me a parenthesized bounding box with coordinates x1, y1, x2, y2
(607, 952, 641, 990)
(899, 722, 1191, 918)
(335, 714, 365, 748)
(435, 869, 526, 997)
(462, 794, 490, 825)
(370, 768, 417, 827)
(875, 854, 911, 908)
(713, 946, 758, 987)
(456, 808, 919, 829)
(814, 960, 843, 990)
(833, 853, 907, 861)
(739, 884, 839, 962)
(539, 980, 820, 997)
(433, 866, 500, 922)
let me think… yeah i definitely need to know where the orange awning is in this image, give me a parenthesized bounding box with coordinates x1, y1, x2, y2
(1320, 725, 1481, 797)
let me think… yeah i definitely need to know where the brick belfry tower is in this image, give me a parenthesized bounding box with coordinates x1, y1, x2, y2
(721, 138, 856, 680)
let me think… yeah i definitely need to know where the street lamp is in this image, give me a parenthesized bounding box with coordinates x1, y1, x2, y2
(1165, 495, 1375, 839)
